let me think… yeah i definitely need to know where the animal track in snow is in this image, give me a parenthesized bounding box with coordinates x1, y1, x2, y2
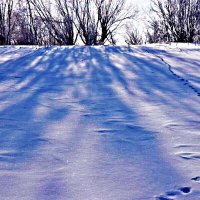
(95, 129, 119, 134)
(142, 47, 200, 97)
(177, 152, 200, 160)
(155, 186, 192, 199)
(179, 187, 192, 194)
(191, 176, 200, 182)
(156, 197, 173, 200)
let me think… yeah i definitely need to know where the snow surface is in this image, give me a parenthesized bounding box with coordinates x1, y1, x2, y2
(0, 44, 200, 200)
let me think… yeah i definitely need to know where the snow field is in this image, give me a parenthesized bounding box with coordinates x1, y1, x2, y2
(0, 44, 200, 199)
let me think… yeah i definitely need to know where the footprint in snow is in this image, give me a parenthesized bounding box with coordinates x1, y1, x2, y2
(191, 176, 200, 182)
(156, 197, 173, 200)
(179, 187, 192, 194)
(177, 152, 200, 160)
(155, 186, 192, 200)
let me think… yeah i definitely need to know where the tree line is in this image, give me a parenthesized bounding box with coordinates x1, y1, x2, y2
(0, 0, 136, 45)
(147, 0, 200, 43)
(0, 0, 200, 46)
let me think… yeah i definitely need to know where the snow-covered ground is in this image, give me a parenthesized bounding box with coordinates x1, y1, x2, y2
(0, 44, 200, 200)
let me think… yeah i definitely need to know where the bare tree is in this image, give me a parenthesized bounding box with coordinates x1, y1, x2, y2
(0, 0, 14, 44)
(0, 0, 137, 46)
(55, 0, 78, 45)
(0, 1, 6, 44)
(73, 0, 136, 45)
(125, 26, 143, 45)
(6, 0, 14, 44)
(31, 0, 78, 45)
(73, 0, 98, 45)
(26, 0, 39, 44)
(149, 0, 200, 43)
(146, 19, 169, 43)
(30, 0, 59, 45)
(95, 0, 135, 44)
(11, 0, 38, 45)
(0, 34, 5, 45)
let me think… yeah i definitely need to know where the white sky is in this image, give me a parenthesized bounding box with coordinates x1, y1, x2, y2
(117, 0, 152, 44)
